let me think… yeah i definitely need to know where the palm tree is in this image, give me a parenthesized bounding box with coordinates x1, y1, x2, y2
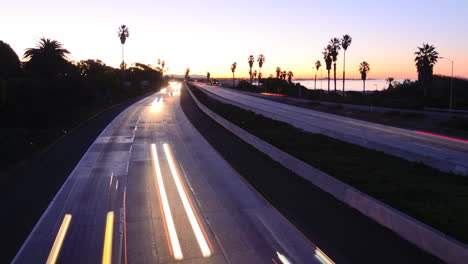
(248, 55, 255, 83)
(415, 43, 438, 96)
(207, 72, 211, 82)
(257, 54, 265, 82)
(322, 48, 332, 92)
(276, 67, 281, 79)
(341, 34, 352, 95)
(386, 77, 395, 89)
(185, 68, 190, 80)
(328, 38, 341, 92)
(314, 60, 321, 90)
(253, 70, 257, 80)
(24, 38, 70, 76)
(359, 61, 370, 93)
(231, 62, 237, 87)
(287, 71, 294, 84)
(118, 25, 130, 70)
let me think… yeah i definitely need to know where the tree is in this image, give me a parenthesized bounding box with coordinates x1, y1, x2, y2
(387, 77, 395, 89)
(161, 60, 165, 76)
(287, 71, 294, 84)
(77, 59, 112, 75)
(207, 72, 210, 82)
(276, 67, 281, 79)
(118, 25, 130, 70)
(322, 48, 332, 92)
(0, 40, 20, 78)
(248, 55, 255, 83)
(341, 34, 352, 95)
(253, 70, 257, 80)
(281, 71, 287, 80)
(328, 38, 341, 92)
(231, 62, 237, 87)
(24, 38, 70, 76)
(314, 60, 321, 90)
(415, 43, 438, 96)
(257, 54, 265, 82)
(359, 61, 370, 93)
(185, 68, 190, 80)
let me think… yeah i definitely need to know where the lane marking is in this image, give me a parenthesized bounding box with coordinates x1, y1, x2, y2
(151, 144, 183, 260)
(102, 211, 114, 264)
(123, 190, 128, 264)
(163, 143, 212, 258)
(414, 130, 468, 143)
(46, 214, 72, 264)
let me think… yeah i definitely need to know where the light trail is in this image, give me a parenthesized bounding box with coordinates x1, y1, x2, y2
(414, 130, 468, 143)
(102, 211, 114, 264)
(46, 214, 72, 264)
(163, 143, 212, 258)
(150, 144, 183, 260)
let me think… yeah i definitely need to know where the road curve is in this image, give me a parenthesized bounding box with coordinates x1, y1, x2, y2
(193, 83, 468, 175)
(13, 83, 330, 264)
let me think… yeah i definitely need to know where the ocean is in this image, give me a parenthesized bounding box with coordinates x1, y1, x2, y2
(295, 79, 413, 92)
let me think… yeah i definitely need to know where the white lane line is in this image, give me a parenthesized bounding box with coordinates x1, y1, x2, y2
(46, 214, 72, 264)
(151, 144, 183, 260)
(102, 211, 114, 264)
(163, 143, 212, 258)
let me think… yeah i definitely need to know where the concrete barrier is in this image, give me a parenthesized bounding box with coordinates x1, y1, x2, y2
(186, 83, 468, 264)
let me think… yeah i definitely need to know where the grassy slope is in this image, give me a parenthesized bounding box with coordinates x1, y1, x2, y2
(188, 83, 468, 245)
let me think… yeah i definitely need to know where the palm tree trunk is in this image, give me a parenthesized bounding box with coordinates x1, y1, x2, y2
(333, 63, 337, 92)
(363, 80, 366, 93)
(327, 71, 330, 92)
(314, 71, 317, 90)
(342, 51, 346, 96)
(121, 44, 124, 70)
(232, 73, 235, 87)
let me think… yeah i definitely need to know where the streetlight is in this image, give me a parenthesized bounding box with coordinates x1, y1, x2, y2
(440, 57, 454, 111)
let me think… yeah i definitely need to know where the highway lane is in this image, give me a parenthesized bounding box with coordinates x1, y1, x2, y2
(13, 82, 331, 263)
(192, 83, 468, 175)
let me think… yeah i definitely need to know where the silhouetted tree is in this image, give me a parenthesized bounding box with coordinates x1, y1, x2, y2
(341, 34, 352, 95)
(323, 48, 332, 92)
(359, 61, 370, 93)
(0, 40, 20, 78)
(257, 54, 265, 82)
(248, 55, 255, 84)
(387, 77, 395, 89)
(253, 70, 257, 80)
(118, 25, 130, 70)
(287, 71, 294, 84)
(185, 68, 190, 80)
(328, 38, 341, 92)
(276, 67, 281, 79)
(77, 59, 112, 74)
(207, 72, 210, 82)
(24, 38, 70, 76)
(415, 43, 438, 96)
(161, 60, 165, 76)
(314, 60, 321, 90)
(231, 62, 237, 87)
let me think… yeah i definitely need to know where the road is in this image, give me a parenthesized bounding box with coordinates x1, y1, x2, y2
(192, 83, 468, 175)
(12, 83, 331, 264)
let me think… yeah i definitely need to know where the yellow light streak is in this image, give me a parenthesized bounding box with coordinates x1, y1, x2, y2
(46, 214, 72, 264)
(102, 211, 114, 264)
(151, 144, 183, 260)
(163, 143, 212, 258)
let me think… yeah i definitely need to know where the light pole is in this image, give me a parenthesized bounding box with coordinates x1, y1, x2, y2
(440, 57, 454, 111)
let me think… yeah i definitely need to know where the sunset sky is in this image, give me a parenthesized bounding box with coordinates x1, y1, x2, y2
(1, 0, 467, 79)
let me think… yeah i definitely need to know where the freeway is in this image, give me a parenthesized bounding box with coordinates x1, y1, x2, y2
(192, 83, 468, 175)
(12, 82, 331, 264)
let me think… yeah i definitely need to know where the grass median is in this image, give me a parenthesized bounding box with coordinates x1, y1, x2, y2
(187, 83, 468, 245)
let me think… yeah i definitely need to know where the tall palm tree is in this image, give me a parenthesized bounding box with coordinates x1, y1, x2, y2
(359, 61, 370, 93)
(257, 54, 265, 82)
(118, 25, 130, 70)
(24, 38, 70, 76)
(314, 60, 322, 90)
(248, 55, 255, 83)
(231, 62, 237, 87)
(207, 72, 210, 82)
(276, 67, 281, 79)
(387, 77, 394, 89)
(185, 68, 190, 80)
(415, 43, 438, 96)
(287, 71, 294, 84)
(322, 48, 332, 92)
(328, 38, 341, 92)
(341, 34, 352, 95)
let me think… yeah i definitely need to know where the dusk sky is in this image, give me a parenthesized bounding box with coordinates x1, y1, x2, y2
(2, 0, 467, 79)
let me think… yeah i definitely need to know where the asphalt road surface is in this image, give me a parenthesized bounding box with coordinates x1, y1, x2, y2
(12, 83, 331, 264)
(192, 83, 468, 175)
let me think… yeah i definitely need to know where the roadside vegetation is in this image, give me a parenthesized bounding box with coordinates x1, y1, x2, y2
(0, 36, 165, 181)
(187, 83, 468, 245)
